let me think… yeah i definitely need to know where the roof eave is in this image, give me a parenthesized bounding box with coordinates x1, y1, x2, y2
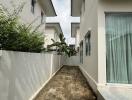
(45, 23, 63, 34)
(38, 0, 57, 16)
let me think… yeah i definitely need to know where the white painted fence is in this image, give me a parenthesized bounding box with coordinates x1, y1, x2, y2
(0, 50, 63, 100)
(63, 55, 80, 66)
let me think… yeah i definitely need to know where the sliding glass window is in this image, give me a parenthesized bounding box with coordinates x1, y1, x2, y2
(106, 13, 132, 84)
(80, 41, 83, 64)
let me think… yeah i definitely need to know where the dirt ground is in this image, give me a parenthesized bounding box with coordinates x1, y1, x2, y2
(34, 66, 96, 100)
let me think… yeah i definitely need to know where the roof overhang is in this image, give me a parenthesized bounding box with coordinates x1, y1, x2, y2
(71, 0, 83, 16)
(38, 0, 57, 16)
(45, 23, 63, 34)
(71, 23, 80, 37)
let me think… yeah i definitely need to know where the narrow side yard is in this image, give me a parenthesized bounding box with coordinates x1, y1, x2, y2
(34, 66, 96, 100)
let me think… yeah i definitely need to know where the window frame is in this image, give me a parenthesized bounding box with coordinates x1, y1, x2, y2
(105, 12, 132, 84)
(85, 30, 91, 56)
(80, 40, 83, 64)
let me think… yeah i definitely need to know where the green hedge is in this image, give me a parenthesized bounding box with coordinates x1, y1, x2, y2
(0, 4, 45, 53)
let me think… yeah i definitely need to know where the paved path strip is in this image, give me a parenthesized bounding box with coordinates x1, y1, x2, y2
(34, 66, 96, 100)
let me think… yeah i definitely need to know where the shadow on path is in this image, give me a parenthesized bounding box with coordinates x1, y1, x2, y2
(34, 65, 96, 100)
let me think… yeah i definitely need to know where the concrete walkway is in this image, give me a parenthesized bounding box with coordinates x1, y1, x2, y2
(34, 66, 96, 100)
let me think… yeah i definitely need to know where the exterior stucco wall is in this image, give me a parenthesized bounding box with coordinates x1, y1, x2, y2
(44, 28, 56, 48)
(75, 29, 80, 49)
(0, 50, 63, 100)
(64, 56, 80, 66)
(79, 0, 132, 90)
(98, 0, 132, 84)
(79, 0, 98, 93)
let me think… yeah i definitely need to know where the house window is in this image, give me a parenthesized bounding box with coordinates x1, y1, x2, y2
(81, 0, 85, 17)
(31, 0, 36, 13)
(80, 40, 83, 63)
(85, 31, 91, 56)
(83, 0, 85, 12)
(106, 13, 132, 84)
(41, 10, 44, 23)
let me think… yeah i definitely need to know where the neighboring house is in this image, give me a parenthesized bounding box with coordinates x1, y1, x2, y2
(71, 0, 132, 99)
(71, 23, 80, 50)
(0, 0, 56, 33)
(45, 23, 62, 48)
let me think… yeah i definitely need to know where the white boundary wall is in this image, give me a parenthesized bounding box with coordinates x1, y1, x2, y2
(0, 50, 63, 100)
(63, 55, 79, 66)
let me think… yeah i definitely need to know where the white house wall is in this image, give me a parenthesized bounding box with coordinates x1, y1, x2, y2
(98, 0, 132, 84)
(79, 0, 132, 92)
(44, 28, 56, 48)
(75, 29, 80, 49)
(64, 56, 80, 66)
(79, 0, 98, 93)
(54, 32, 60, 42)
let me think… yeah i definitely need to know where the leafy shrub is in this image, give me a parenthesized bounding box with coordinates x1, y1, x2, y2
(0, 3, 45, 52)
(47, 34, 77, 57)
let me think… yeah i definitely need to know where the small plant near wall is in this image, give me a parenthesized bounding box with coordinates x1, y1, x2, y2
(47, 34, 77, 57)
(0, 3, 45, 53)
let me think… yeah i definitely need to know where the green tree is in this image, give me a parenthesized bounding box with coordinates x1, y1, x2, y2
(0, 3, 45, 53)
(47, 34, 77, 57)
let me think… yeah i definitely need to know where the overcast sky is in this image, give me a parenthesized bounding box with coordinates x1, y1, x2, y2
(46, 0, 80, 44)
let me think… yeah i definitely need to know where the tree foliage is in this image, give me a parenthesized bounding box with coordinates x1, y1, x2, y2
(0, 3, 45, 52)
(47, 34, 77, 57)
